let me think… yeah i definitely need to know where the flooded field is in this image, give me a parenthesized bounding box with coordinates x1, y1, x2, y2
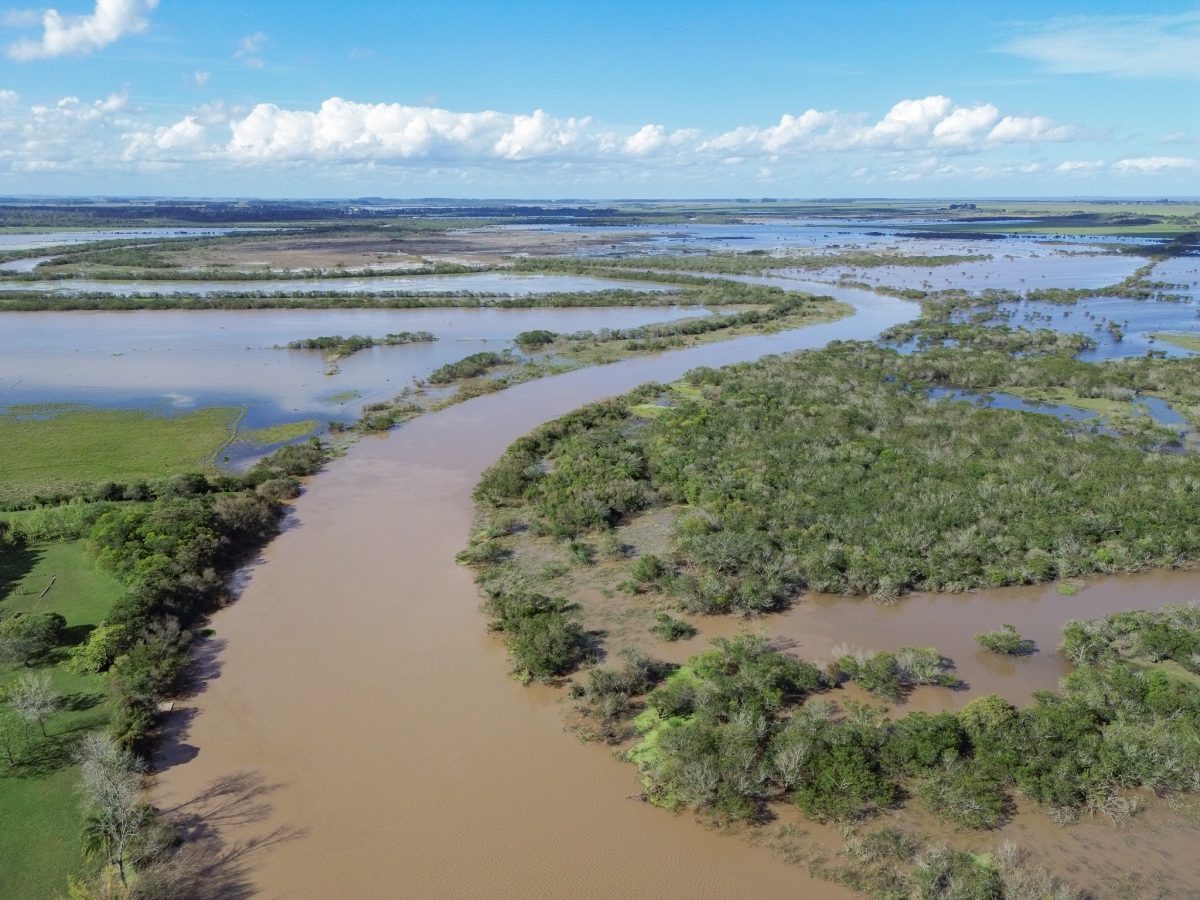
(817, 246, 1143, 292)
(0, 272, 669, 297)
(0, 227, 257, 253)
(0, 305, 718, 428)
(7, 215, 1194, 896)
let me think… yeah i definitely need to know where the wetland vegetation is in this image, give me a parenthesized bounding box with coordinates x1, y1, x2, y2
(6, 198, 1199, 897)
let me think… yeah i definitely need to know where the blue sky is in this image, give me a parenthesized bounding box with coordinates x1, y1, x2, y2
(0, 0, 1197, 197)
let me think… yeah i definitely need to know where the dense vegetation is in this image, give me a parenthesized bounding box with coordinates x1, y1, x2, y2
(475, 341, 1200, 605)
(428, 351, 511, 384)
(283, 331, 435, 360)
(605, 618, 1200, 831)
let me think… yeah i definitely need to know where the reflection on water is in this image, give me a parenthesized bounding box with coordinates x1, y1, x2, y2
(981, 294, 1200, 360)
(0, 305, 720, 426)
(3, 272, 670, 297)
(0, 227, 256, 252)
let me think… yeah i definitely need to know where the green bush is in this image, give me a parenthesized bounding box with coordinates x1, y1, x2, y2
(976, 624, 1035, 656)
(0, 612, 67, 665)
(651, 612, 696, 642)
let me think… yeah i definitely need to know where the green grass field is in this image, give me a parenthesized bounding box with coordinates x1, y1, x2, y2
(0, 404, 242, 505)
(1152, 332, 1200, 352)
(0, 540, 125, 899)
(237, 419, 318, 447)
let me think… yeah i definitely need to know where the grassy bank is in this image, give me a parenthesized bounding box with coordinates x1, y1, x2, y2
(0, 405, 242, 507)
(1151, 332, 1200, 352)
(0, 540, 125, 899)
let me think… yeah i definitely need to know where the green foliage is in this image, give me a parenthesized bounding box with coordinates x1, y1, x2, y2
(976, 624, 1035, 656)
(650, 612, 696, 642)
(514, 329, 557, 348)
(482, 589, 584, 682)
(1061, 604, 1200, 671)
(66, 623, 128, 675)
(916, 764, 1008, 829)
(428, 351, 510, 384)
(835, 647, 958, 700)
(487, 342, 1200, 602)
(284, 331, 435, 359)
(0, 612, 67, 665)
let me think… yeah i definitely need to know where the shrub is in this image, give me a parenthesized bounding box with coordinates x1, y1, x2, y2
(976, 624, 1035, 656)
(917, 764, 1009, 829)
(651, 612, 697, 642)
(514, 329, 557, 349)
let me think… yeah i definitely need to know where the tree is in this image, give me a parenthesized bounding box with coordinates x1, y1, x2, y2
(74, 733, 168, 886)
(0, 612, 67, 666)
(6, 671, 61, 737)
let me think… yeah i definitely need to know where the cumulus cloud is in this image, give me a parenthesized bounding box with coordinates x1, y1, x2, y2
(1112, 156, 1198, 174)
(702, 96, 1072, 156)
(0, 89, 1128, 190)
(1001, 13, 1200, 78)
(1056, 160, 1105, 174)
(192, 70, 210, 88)
(7, 0, 157, 61)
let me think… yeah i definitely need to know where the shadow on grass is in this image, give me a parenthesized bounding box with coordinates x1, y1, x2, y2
(0, 542, 46, 607)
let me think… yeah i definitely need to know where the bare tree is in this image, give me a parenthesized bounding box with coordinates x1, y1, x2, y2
(6, 671, 61, 737)
(74, 733, 168, 886)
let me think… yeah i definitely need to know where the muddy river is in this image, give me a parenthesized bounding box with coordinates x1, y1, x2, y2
(151, 279, 1200, 897)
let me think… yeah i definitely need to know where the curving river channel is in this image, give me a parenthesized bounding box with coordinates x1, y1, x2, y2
(152, 280, 1200, 897)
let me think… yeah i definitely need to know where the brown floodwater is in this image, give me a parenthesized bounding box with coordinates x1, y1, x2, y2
(152, 284, 1200, 897)
(151, 293, 915, 898)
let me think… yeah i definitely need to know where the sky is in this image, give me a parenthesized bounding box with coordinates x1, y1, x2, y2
(0, 0, 1197, 198)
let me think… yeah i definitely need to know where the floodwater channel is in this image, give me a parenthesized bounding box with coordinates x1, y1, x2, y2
(152, 276, 1200, 897)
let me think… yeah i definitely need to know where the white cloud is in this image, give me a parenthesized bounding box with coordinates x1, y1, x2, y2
(987, 115, 1074, 143)
(702, 96, 1072, 156)
(7, 0, 157, 61)
(860, 95, 953, 147)
(235, 31, 267, 69)
(1056, 160, 1105, 174)
(624, 124, 666, 156)
(931, 104, 999, 146)
(0, 89, 1147, 192)
(1112, 156, 1198, 174)
(1001, 13, 1200, 78)
(192, 70, 210, 88)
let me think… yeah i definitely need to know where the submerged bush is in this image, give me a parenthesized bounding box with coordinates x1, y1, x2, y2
(976, 624, 1035, 656)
